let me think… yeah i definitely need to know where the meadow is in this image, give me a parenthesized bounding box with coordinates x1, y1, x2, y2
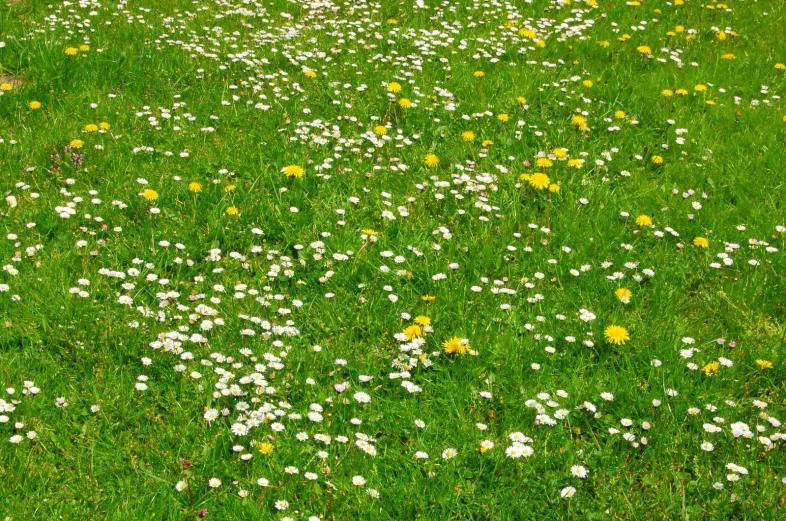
(0, 0, 785, 519)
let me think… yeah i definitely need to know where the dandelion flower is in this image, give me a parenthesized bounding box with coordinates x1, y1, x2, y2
(529, 173, 550, 190)
(548, 183, 561, 193)
(258, 442, 274, 455)
(387, 82, 402, 93)
(99, 122, 111, 130)
(29, 101, 42, 109)
(443, 336, 470, 355)
(615, 288, 632, 303)
(0, 83, 13, 91)
(693, 237, 709, 248)
(651, 155, 664, 164)
(84, 124, 98, 132)
(756, 359, 773, 370)
(615, 111, 627, 119)
(775, 63, 786, 70)
(282, 165, 305, 178)
(414, 315, 430, 326)
(70, 139, 84, 149)
(570, 115, 588, 131)
(702, 361, 721, 375)
(662, 89, 674, 97)
(65, 47, 78, 56)
(694, 84, 707, 92)
(79, 44, 90, 52)
(582, 80, 593, 88)
(424, 153, 439, 168)
(403, 325, 422, 340)
(604, 325, 630, 345)
(517, 96, 528, 104)
(188, 182, 202, 193)
(461, 130, 475, 142)
(226, 206, 239, 216)
(374, 125, 388, 136)
(421, 295, 436, 302)
(636, 215, 653, 227)
(304, 69, 317, 78)
(473, 71, 485, 78)
(141, 189, 158, 201)
(536, 157, 554, 168)
(637, 45, 652, 54)
(398, 98, 412, 109)
(497, 113, 509, 122)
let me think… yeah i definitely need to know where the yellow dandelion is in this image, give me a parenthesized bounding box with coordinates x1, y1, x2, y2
(398, 98, 412, 109)
(414, 316, 431, 326)
(567, 159, 584, 168)
(403, 325, 423, 340)
(675, 88, 688, 96)
(224, 184, 236, 192)
(481, 139, 494, 147)
(304, 69, 317, 78)
(387, 82, 402, 93)
(282, 165, 305, 178)
(226, 206, 239, 216)
(497, 113, 509, 122)
(517, 96, 528, 104)
(716, 31, 727, 41)
(374, 125, 388, 136)
(473, 71, 485, 78)
(79, 44, 90, 52)
(529, 173, 550, 190)
(84, 123, 98, 132)
(519, 28, 536, 39)
(721, 53, 735, 60)
(461, 130, 476, 142)
(99, 122, 111, 130)
(582, 80, 594, 88)
(443, 337, 470, 355)
(0, 83, 12, 91)
(421, 295, 436, 302)
(694, 84, 707, 92)
(662, 89, 674, 97)
(29, 101, 42, 109)
(775, 63, 786, 70)
(571, 115, 588, 131)
(536, 157, 554, 168)
(188, 182, 202, 193)
(702, 361, 721, 375)
(636, 214, 653, 227)
(615, 288, 632, 302)
(361, 228, 378, 236)
(604, 325, 630, 345)
(70, 139, 84, 149)
(599, 40, 610, 48)
(756, 359, 773, 369)
(614, 110, 627, 119)
(693, 237, 709, 248)
(651, 155, 664, 165)
(424, 153, 439, 168)
(142, 189, 158, 201)
(636, 45, 652, 54)
(548, 183, 560, 193)
(65, 47, 78, 56)
(553, 147, 568, 158)
(258, 442, 274, 455)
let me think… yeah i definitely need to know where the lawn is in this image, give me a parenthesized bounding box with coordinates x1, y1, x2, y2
(0, 0, 785, 519)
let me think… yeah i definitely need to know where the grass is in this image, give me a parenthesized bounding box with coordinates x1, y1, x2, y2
(0, 0, 785, 519)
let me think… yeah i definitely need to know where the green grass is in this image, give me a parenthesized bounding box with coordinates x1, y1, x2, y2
(1, 0, 785, 519)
